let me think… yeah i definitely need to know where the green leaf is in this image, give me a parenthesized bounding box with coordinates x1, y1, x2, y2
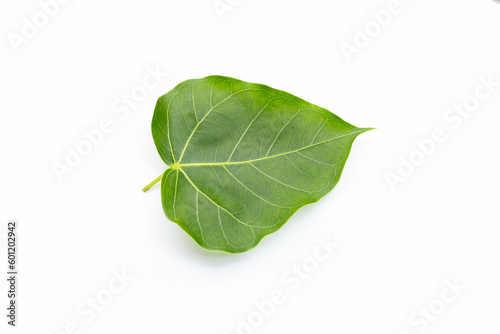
(145, 76, 371, 253)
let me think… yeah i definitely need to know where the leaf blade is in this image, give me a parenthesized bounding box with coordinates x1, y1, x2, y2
(152, 76, 371, 253)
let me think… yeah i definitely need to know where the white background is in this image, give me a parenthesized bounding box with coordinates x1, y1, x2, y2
(1, 0, 500, 333)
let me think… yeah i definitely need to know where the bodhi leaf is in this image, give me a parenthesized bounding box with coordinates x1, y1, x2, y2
(144, 76, 371, 253)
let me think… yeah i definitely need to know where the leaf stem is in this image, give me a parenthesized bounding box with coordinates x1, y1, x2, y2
(142, 173, 163, 192)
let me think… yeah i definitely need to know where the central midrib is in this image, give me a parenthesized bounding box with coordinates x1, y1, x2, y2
(171, 129, 367, 169)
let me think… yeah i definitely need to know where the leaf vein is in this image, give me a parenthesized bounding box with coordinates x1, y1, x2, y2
(249, 163, 314, 194)
(179, 169, 272, 229)
(223, 166, 295, 209)
(265, 107, 302, 157)
(177, 88, 266, 164)
(227, 96, 276, 162)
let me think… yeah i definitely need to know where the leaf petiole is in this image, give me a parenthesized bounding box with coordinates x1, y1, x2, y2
(142, 173, 163, 192)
